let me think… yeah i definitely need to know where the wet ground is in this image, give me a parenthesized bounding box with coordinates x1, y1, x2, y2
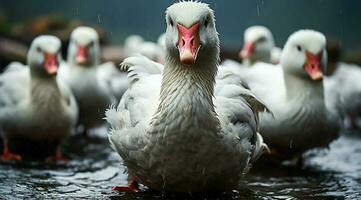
(0, 128, 360, 199)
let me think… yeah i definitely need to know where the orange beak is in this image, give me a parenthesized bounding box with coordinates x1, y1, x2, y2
(304, 51, 323, 81)
(239, 42, 255, 59)
(44, 53, 58, 75)
(177, 23, 201, 65)
(76, 46, 88, 64)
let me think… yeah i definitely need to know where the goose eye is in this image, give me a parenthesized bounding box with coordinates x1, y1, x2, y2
(258, 37, 266, 43)
(297, 45, 302, 52)
(89, 41, 94, 47)
(36, 46, 42, 53)
(169, 18, 174, 27)
(204, 19, 209, 27)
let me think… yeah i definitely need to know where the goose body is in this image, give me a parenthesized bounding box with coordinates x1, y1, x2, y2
(0, 36, 78, 159)
(227, 30, 340, 158)
(106, 2, 268, 192)
(59, 62, 115, 127)
(3, 61, 26, 72)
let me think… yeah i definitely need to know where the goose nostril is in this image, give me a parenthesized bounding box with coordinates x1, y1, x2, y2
(181, 38, 186, 46)
(190, 38, 194, 46)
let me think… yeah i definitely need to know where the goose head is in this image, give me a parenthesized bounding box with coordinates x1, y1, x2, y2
(165, 1, 219, 67)
(281, 30, 327, 81)
(240, 26, 275, 62)
(27, 35, 61, 77)
(138, 42, 160, 61)
(124, 34, 144, 53)
(68, 26, 100, 66)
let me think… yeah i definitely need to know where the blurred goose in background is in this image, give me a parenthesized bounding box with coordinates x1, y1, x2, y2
(271, 46, 282, 64)
(226, 30, 340, 161)
(106, 1, 269, 192)
(0, 35, 78, 161)
(325, 63, 361, 129)
(240, 26, 281, 66)
(323, 39, 361, 130)
(222, 26, 281, 69)
(123, 34, 144, 56)
(156, 33, 166, 63)
(59, 26, 127, 134)
(3, 61, 26, 72)
(123, 33, 166, 63)
(137, 41, 161, 61)
(157, 33, 166, 50)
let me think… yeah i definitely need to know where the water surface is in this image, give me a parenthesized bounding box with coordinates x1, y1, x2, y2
(0, 129, 360, 199)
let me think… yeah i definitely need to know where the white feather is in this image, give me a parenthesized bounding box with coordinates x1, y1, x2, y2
(107, 2, 269, 192)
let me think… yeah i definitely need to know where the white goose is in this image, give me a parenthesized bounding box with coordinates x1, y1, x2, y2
(106, 1, 269, 192)
(123, 34, 144, 57)
(59, 26, 127, 133)
(230, 30, 340, 159)
(240, 26, 281, 66)
(221, 26, 280, 70)
(124, 34, 165, 63)
(0, 35, 78, 160)
(325, 63, 361, 129)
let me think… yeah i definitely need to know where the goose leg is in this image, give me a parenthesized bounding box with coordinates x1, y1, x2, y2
(1, 139, 22, 161)
(82, 127, 89, 137)
(348, 114, 360, 130)
(46, 145, 67, 162)
(294, 155, 304, 167)
(112, 179, 139, 192)
(81, 126, 91, 137)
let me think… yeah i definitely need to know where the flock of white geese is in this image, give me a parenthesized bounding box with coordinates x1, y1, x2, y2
(0, 1, 360, 193)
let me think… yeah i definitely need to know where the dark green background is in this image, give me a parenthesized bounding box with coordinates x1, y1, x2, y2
(1, 0, 359, 50)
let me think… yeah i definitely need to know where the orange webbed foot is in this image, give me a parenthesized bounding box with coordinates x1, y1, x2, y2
(45, 146, 68, 163)
(1, 151, 22, 161)
(112, 179, 139, 192)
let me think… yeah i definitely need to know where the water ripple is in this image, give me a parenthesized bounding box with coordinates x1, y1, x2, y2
(0, 130, 360, 199)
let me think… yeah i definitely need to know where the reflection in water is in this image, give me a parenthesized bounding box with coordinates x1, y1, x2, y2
(0, 129, 360, 199)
